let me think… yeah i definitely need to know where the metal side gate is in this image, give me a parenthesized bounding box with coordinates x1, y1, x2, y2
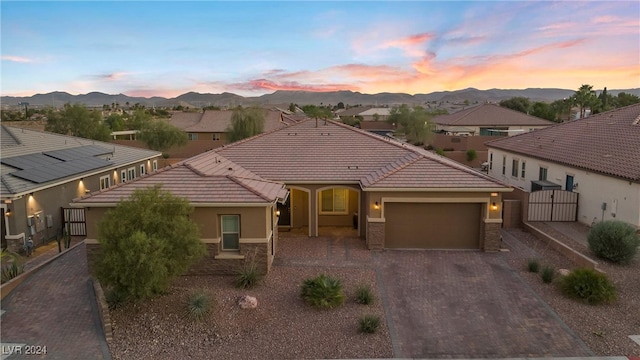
(62, 207, 87, 236)
(527, 189, 578, 222)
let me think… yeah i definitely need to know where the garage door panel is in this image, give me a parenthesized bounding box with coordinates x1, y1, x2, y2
(384, 203, 481, 249)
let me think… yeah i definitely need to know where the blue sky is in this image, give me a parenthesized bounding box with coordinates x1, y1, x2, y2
(1, 1, 639, 97)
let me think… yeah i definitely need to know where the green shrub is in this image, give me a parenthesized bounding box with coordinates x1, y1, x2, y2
(560, 268, 616, 305)
(355, 284, 375, 305)
(300, 274, 345, 309)
(466, 149, 477, 162)
(185, 291, 212, 321)
(588, 220, 640, 264)
(235, 264, 262, 289)
(527, 259, 540, 273)
(359, 315, 381, 334)
(0, 261, 24, 284)
(435, 148, 446, 156)
(541, 266, 555, 283)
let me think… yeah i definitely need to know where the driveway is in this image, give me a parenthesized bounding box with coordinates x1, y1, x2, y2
(373, 249, 593, 358)
(0, 243, 111, 360)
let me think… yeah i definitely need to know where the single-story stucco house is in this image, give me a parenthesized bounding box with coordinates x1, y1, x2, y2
(73, 119, 511, 274)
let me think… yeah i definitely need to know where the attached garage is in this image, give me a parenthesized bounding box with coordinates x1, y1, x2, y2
(384, 202, 482, 249)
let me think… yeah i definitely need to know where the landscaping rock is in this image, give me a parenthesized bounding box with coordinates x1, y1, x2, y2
(238, 295, 258, 309)
(557, 268, 570, 277)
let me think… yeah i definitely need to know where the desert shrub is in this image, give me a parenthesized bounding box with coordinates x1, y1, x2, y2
(105, 288, 128, 310)
(541, 266, 555, 283)
(527, 259, 540, 273)
(235, 263, 262, 289)
(588, 220, 640, 264)
(0, 261, 24, 284)
(466, 149, 477, 162)
(435, 148, 446, 156)
(355, 284, 375, 305)
(560, 268, 616, 305)
(300, 274, 345, 309)
(185, 291, 212, 321)
(359, 315, 381, 334)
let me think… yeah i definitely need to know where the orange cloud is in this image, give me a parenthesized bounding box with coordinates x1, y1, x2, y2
(382, 32, 434, 48)
(232, 79, 358, 93)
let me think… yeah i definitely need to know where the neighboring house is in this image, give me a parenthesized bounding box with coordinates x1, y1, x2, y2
(162, 109, 300, 159)
(359, 120, 395, 136)
(73, 119, 511, 274)
(0, 126, 162, 252)
(486, 104, 640, 228)
(433, 104, 553, 136)
(338, 106, 391, 122)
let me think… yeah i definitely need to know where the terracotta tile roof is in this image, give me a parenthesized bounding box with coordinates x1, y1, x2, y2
(169, 109, 294, 133)
(337, 106, 375, 117)
(359, 121, 395, 131)
(214, 119, 508, 190)
(74, 154, 287, 205)
(434, 103, 554, 126)
(486, 103, 640, 182)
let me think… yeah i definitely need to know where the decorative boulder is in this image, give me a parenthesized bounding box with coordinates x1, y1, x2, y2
(557, 268, 571, 277)
(238, 295, 258, 309)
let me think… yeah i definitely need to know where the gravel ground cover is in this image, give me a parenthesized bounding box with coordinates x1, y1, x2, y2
(502, 227, 640, 356)
(110, 230, 392, 360)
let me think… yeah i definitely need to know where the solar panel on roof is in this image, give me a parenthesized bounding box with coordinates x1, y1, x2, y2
(10, 157, 111, 184)
(1, 153, 63, 170)
(44, 145, 113, 161)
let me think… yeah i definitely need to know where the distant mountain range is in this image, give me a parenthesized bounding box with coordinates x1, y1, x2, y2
(2, 88, 639, 109)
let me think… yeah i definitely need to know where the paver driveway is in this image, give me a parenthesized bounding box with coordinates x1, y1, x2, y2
(373, 249, 593, 358)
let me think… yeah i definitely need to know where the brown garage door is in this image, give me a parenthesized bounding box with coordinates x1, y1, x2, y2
(384, 202, 482, 249)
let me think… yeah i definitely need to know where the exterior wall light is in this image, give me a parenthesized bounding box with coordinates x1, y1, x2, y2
(490, 192, 498, 197)
(373, 201, 380, 210)
(491, 202, 498, 210)
(275, 210, 281, 217)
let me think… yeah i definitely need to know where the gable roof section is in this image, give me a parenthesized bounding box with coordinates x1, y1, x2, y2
(170, 109, 295, 133)
(214, 119, 508, 190)
(486, 103, 640, 182)
(0, 126, 161, 196)
(434, 103, 554, 126)
(74, 153, 287, 205)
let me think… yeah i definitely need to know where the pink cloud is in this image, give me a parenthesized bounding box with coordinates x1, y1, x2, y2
(381, 32, 434, 48)
(231, 79, 358, 93)
(2, 55, 34, 63)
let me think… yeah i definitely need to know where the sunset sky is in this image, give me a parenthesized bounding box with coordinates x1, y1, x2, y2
(1, 1, 639, 98)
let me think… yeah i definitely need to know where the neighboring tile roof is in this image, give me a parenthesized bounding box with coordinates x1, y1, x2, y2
(359, 108, 391, 116)
(214, 119, 507, 189)
(1, 126, 161, 197)
(168, 109, 297, 133)
(337, 106, 375, 117)
(434, 103, 554, 126)
(486, 103, 640, 182)
(74, 154, 287, 204)
(359, 121, 395, 131)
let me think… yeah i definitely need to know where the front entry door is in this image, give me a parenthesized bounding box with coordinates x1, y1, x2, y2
(277, 196, 291, 226)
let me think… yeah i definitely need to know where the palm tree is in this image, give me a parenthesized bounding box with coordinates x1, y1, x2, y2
(572, 84, 600, 119)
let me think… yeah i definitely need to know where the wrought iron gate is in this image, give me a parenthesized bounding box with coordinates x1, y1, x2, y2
(527, 190, 578, 222)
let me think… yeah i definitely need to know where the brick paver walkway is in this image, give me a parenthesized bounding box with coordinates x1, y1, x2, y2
(0, 243, 110, 360)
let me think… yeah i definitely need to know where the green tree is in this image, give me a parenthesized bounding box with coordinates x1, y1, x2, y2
(530, 102, 556, 121)
(138, 121, 188, 152)
(499, 97, 531, 113)
(614, 92, 640, 107)
(302, 105, 333, 126)
(387, 105, 434, 145)
(127, 108, 152, 130)
(96, 186, 206, 300)
(572, 84, 600, 118)
(227, 106, 265, 142)
(288, 103, 296, 112)
(550, 98, 574, 122)
(45, 103, 110, 141)
(336, 102, 345, 110)
(104, 113, 125, 131)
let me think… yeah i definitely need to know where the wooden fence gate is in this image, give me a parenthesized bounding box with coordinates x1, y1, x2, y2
(527, 190, 578, 222)
(62, 208, 86, 236)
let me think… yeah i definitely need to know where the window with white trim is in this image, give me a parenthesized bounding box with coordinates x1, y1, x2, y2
(320, 188, 348, 214)
(539, 167, 548, 181)
(188, 133, 198, 140)
(127, 167, 136, 181)
(502, 156, 506, 175)
(100, 175, 111, 190)
(212, 133, 221, 141)
(221, 215, 240, 250)
(521, 161, 526, 178)
(152, 160, 158, 171)
(511, 159, 519, 177)
(120, 170, 127, 183)
(140, 164, 146, 176)
(489, 152, 493, 170)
